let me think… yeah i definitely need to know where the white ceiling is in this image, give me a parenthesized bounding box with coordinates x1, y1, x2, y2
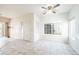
(0, 4, 74, 18)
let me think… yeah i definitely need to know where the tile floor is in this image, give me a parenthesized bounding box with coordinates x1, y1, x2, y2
(0, 39, 78, 55)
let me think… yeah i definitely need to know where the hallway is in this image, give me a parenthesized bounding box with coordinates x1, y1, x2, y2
(0, 39, 78, 55)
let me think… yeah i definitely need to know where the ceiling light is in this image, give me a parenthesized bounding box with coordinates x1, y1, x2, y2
(41, 4, 60, 15)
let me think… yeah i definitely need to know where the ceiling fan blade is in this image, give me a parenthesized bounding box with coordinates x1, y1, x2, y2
(53, 4, 60, 8)
(52, 11, 56, 13)
(41, 7, 47, 9)
(42, 10, 47, 15)
(43, 12, 47, 15)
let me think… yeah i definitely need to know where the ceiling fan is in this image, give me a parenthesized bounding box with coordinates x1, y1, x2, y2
(41, 4, 60, 15)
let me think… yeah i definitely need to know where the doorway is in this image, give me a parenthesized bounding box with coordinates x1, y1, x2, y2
(0, 22, 10, 38)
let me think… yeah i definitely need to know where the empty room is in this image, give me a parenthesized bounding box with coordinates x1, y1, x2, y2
(0, 4, 79, 55)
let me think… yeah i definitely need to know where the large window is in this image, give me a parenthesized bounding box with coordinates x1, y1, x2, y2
(44, 23, 61, 35)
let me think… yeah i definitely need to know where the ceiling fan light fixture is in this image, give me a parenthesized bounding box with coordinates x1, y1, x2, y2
(41, 4, 60, 15)
(48, 6, 53, 10)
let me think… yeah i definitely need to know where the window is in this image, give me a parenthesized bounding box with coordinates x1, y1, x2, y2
(44, 24, 51, 34)
(44, 23, 61, 35)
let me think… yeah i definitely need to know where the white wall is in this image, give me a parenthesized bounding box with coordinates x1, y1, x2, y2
(34, 14, 40, 42)
(10, 13, 34, 41)
(69, 5, 79, 54)
(36, 13, 68, 42)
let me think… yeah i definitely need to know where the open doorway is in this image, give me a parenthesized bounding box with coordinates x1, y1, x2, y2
(0, 22, 10, 38)
(0, 17, 10, 38)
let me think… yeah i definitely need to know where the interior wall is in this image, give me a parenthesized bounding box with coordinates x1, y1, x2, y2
(34, 14, 40, 42)
(10, 13, 34, 41)
(69, 5, 79, 54)
(0, 22, 5, 37)
(37, 14, 68, 42)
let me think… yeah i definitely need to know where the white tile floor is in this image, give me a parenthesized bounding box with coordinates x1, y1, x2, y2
(0, 39, 78, 55)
